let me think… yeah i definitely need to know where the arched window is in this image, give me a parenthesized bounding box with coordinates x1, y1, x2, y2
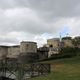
(49, 45, 53, 47)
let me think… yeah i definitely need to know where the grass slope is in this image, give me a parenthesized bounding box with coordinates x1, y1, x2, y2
(29, 56, 80, 80)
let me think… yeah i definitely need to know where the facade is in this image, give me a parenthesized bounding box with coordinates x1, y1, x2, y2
(7, 46, 20, 58)
(0, 46, 8, 59)
(20, 41, 37, 53)
(47, 38, 60, 57)
(0, 36, 79, 59)
(0, 41, 48, 60)
(47, 37, 74, 57)
(47, 38, 60, 48)
(48, 48, 59, 57)
(61, 37, 73, 48)
(37, 47, 49, 60)
(18, 41, 38, 63)
(0, 41, 37, 59)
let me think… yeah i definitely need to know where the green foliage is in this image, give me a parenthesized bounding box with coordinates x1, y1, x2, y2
(72, 37, 80, 47)
(48, 47, 80, 60)
(59, 47, 77, 57)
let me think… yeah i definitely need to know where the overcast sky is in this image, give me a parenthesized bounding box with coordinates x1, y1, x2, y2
(0, 0, 80, 47)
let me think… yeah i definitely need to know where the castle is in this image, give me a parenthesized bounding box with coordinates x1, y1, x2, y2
(0, 41, 48, 60)
(45, 36, 80, 57)
(0, 36, 80, 59)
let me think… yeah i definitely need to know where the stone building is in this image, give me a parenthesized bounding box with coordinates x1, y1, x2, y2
(7, 45, 20, 58)
(46, 37, 74, 57)
(46, 38, 60, 57)
(37, 47, 49, 60)
(47, 38, 60, 48)
(0, 36, 77, 59)
(0, 41, 37, 59)
(61, 37, 73, 48)
(20, 41, 37, 53)
(0, 41, 48, 61)
(18, 41, 38, 63)
(0, 46, 8, 59)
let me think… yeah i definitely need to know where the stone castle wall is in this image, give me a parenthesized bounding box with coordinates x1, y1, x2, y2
(0, 46, 8, 59)
(7, 46, 20, 58)
(0, 41, 37, 59)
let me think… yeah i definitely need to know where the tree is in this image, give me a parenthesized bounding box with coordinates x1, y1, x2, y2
(72, 36, 80, 48)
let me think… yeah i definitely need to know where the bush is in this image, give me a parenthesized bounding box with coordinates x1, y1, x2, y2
(50, 47, 78, 59)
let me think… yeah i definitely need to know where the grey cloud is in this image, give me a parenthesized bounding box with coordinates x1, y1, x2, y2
(0, 0, 80, 46)
(0, 0, 16, 9)
(0, 0, 80, 17)
(0, 0, 80, 21)
(0, 0, 28, 9)
(0, 36, 19, 45)
(0, 38, 18, 44)
(26, 0, 80, 22)
(0, 7, 61, 35)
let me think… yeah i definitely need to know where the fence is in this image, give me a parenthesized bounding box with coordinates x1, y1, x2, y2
(0, 58, 51, 80)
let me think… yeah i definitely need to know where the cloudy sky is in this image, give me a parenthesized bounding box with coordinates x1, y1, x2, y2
(0, 0, 80, 47)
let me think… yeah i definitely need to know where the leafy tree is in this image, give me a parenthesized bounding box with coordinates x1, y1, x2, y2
(72, 36, 80, 47)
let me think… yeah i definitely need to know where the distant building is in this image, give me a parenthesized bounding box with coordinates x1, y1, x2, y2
(61, 37, 73, 48)
(46, 38, 60, 57)
(0, 46, 8, 59)
(0, 41, 37, 59)
(7, 45, 20, 58)
(46, 37, 74, 57)
(0, 36, 79, 60)
(47, 38, 60, 48)
(0, 41, 49, 60)
(37, 46, 49, 60)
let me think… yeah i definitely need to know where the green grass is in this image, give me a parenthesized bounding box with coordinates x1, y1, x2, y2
(29, 56, 80, 80)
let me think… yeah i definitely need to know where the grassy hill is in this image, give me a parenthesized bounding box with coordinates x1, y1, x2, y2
(29, 56, 80, 80)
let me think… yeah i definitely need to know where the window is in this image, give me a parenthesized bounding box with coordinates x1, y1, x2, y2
(49, 45, 53, 47)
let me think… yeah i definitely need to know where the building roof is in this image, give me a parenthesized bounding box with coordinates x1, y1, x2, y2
(47, 38, 60, 41)
(21, 41, 37, 44)
(62, 37, 72, 40)
(8, 45, 20, 48)
(0, 45, 8, 48)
